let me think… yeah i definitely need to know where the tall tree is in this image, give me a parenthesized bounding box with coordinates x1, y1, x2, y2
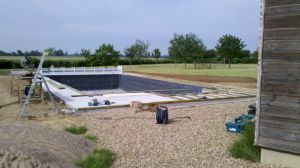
(216, 34, 246, 68)
(45, 48, 56, 56)
(169, 33, 206, 69)
(135, 40, 150, 66)
(240, 50, 251, 58)
(203, 49, 217, 61)
(151, 48, 161, 64)
(17, 50, 24, 56)
(54, 49, 64, 56)
(80, 48, 91, 57)
(251, 50, 259, 58)
(86, 44, 119, 66)
(125, 40, 150, 66)
(124, 46, 136, 65)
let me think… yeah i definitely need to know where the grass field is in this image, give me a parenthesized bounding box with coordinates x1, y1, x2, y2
(124, 64, 257, 79)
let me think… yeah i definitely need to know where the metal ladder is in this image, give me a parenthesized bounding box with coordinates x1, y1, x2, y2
(20, 53, 58, 118)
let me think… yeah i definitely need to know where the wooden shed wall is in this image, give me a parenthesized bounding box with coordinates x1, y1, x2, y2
(257, 0, 300, 154)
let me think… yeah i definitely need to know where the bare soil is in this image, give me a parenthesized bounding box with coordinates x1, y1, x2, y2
(0, 122, 95, 168)
(0, 77, 95, 168)
(128, 72, 257, 89)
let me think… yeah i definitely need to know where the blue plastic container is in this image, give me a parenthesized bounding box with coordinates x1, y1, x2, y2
(226, 114, 255, 133)
(226, 122, 244, 133)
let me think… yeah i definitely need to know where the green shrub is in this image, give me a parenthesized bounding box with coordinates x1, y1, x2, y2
(77, 149, 116, 168)
(65, 125, 88, 134)
(229, 123, 260, 162)
(85, 135, 98, 142)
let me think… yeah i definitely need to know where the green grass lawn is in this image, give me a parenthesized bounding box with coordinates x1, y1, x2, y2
(124, 64, 258, 79)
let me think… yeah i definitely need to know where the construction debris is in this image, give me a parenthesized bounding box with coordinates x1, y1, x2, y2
(130, 101, 143, 113)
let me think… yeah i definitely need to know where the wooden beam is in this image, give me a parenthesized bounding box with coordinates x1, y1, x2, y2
(265, 0, 300, 8)
(258, 136, 300, 154)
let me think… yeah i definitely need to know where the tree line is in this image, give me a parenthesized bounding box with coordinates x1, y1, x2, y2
(84, 33, 258, 68)
(0, 50, 43, 56)
(0, 33, 258, 68)
(0, 48, 72, 56)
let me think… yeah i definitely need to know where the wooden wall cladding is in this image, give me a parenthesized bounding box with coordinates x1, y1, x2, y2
(257, 0, 300, 154)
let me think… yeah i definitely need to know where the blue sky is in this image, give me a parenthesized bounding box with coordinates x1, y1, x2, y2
(0, 0, 260, 54)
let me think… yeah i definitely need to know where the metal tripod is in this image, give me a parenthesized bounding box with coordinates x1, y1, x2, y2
(20, 53, 58, 118)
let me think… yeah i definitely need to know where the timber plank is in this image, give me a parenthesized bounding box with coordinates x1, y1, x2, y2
(265, 0, 300, 7)
(261, 94, 300, 103)
(261, 83, 300, 96)
(260, 126, 300, 143)
(261, 98, 300, 108)
(265, 15, 300, 29)
(260, 116, 300, 132)
(262, 75, 300, 84)
(264, 40, 300, 51)
(262, 63, 300, 75)
(260, 105, 300, 120)
(263, 51, 300, 62)
(258, 136, 300, 154)
(264, 29, 300, 40)
(265, 4, 300, 17)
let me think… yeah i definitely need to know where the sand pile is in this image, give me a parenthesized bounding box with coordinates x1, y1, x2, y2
(0, 122, 95, 168)
(0, 147, 53, 168)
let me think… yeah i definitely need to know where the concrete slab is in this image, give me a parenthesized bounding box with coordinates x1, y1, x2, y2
(44, 78, 176, 110)
(261, 148, 300, 168)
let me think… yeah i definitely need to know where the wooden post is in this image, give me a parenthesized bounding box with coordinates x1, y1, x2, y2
(10, 77, 14, 95)
(18, 81, 22, 104)
(40, 83, 44, 104)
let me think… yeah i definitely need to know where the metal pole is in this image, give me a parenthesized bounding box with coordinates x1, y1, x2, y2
(20, 52, 58, 118)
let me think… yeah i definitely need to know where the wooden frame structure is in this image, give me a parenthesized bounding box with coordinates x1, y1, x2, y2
(10, 75, 44, 104)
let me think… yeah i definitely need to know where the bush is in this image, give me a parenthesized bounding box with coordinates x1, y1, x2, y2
(65, 125, 88, 135)
(229, 123, 260, 162)
(85, 135, 97, 142)
(118, 58, 175, 65)
(240, 57, 258, 64)
(77, 149, 116, 168)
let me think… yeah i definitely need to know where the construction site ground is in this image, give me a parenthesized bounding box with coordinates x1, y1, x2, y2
(0, 74, 281, 168)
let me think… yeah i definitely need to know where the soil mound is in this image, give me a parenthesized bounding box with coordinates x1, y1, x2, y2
(0, 122, 95, 168)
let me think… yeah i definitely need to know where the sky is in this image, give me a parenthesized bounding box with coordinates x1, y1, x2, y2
(0, 0, 260, 55)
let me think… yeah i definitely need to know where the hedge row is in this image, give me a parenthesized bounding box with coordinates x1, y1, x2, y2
(0, 57, 257, 69)
(0, 59, 175, 69)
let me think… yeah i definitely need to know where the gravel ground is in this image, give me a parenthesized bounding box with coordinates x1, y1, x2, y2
(80, 100, 280, 168)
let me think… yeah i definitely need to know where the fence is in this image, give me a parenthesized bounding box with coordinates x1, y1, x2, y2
(41, 66, 123, 75)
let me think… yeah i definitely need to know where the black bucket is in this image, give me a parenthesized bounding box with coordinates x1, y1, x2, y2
(156, 106, 169, 124)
